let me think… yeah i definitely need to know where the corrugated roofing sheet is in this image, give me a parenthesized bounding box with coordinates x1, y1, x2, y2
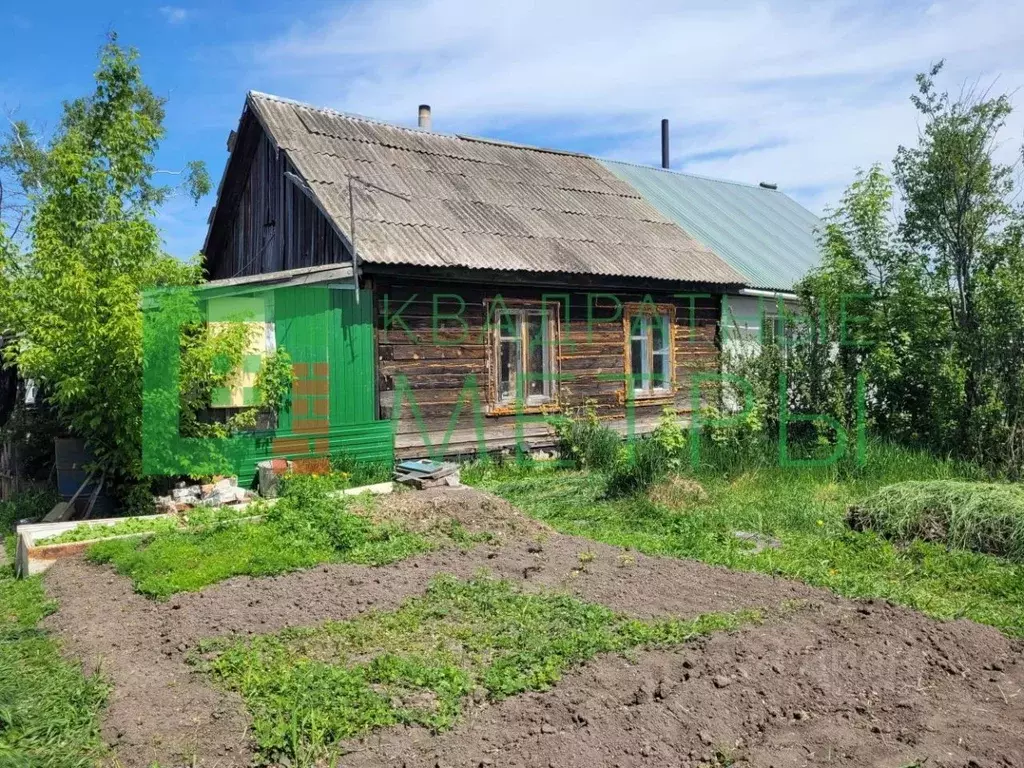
(600, 160, 822, 291)
(247, 92, 746, 286)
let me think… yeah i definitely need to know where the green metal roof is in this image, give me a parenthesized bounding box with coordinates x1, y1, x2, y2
(601, 160, 822, 292)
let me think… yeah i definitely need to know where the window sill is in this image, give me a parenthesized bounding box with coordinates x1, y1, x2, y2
(486, 401, 560, 417)
(617, 390, 676, 405)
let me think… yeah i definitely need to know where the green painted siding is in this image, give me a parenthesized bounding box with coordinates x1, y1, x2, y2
(231, 285, 391, 487)
(329, 289, 376, 426)
(274, 285, 330, 433)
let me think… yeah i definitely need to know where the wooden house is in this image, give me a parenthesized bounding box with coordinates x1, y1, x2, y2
(201, 92, 753, 465)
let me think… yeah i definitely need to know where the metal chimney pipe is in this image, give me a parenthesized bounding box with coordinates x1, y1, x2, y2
(418, 104, 431, 130)
(661, 119, 670, 169)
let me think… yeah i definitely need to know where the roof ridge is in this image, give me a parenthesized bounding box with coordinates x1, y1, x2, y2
(248, 90, 590, 159)
(599, 157, 774, 191)
(249, 91, 784, 192)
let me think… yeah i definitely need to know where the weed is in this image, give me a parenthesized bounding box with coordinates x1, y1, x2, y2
(551, 400, 620, 471)
(328, 453, 393, 486)
(577, 550, 596, 571)
(88, 479, 431, 599)
(651, 406, 688, 470)
(197, 575, 757, 765)
(606, 438, 670, 497)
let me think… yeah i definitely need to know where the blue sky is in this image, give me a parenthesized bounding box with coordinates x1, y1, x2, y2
(3, 0, 1024, 260)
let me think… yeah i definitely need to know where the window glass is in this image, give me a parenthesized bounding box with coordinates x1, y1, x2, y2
(627, 309, 673, 395)
(497, 310, 520, 402)
(526, 313, 548, 399)
(652, 315, 670, 390)
(631, 337, 646, 390)
(493, 306, 555, 406)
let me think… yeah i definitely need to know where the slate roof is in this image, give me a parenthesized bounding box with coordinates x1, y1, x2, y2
(601, 160, 822, 292)
(244, 92, 746, 286)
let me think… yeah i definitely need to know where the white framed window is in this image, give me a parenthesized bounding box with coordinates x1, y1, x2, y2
(626, 307, 673, 396)
(491, 304, 557, 407)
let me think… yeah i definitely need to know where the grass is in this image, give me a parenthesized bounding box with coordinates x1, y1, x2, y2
(850, 480, 1024, 560)
(324, 456, 394, 489)
(197, 574, 758, 765)
(468, 441, 1024, 636)
(39, 503, 261, 546)
(41, 515, 181, 545)
(0, 558, 107, 766)
(88, 488, 430, 600)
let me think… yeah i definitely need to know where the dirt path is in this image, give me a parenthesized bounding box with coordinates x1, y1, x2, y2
(43, 487, 1024, 768)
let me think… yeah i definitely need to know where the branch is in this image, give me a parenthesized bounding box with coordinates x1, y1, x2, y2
(4, 114, 26, 151)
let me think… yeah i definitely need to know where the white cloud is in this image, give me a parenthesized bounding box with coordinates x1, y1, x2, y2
(159, 6, 188, 24)
(242, 0, 1024, 213)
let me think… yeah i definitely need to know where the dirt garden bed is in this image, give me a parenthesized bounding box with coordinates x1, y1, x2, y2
(43, 487, 1024, 768)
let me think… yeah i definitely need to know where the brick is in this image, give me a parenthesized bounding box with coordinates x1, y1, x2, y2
(293, 418, 329, 435)
(293, 379, 329, 396)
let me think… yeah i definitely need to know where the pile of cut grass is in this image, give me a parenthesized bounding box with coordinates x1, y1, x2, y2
(849, 480, 1024, 560)
(197, 575, 757, 765)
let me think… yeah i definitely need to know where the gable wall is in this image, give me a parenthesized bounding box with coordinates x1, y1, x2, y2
(205, 124, 349, 280)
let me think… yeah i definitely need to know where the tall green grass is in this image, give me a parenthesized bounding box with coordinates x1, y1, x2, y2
(470, 441, 1024, 636)
(850, 480, 1024, 560)
(0, 567, 107, 766)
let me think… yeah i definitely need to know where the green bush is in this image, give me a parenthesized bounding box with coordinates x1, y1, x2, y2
(651, 407, 688, 471)
(605, 438, 669, 497)
(849, 480, 1024, 560)
(551, 400, 620, 471)
(328, 453, 393, 487)
(0, 487, 59, 531)
(267, 474, 374, 552)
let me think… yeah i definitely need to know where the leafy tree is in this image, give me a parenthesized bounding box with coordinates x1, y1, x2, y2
(894, 61, 1018, 458)
(766, 62, 1024, 475)
(0, 36, 285, 507)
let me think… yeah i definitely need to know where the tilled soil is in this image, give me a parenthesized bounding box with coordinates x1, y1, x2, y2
(345, 602, 1024, 768)
(43, 487, 1024, 768)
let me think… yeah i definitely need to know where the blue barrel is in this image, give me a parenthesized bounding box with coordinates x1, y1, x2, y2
(54, 438, 115, 517)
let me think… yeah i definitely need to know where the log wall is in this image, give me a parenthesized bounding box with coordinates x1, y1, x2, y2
(374, 278, 721, 459)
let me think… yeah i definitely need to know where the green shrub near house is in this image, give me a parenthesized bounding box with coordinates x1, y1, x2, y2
(551, 401, 620, 472)
(849, 480, 1024, 561)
